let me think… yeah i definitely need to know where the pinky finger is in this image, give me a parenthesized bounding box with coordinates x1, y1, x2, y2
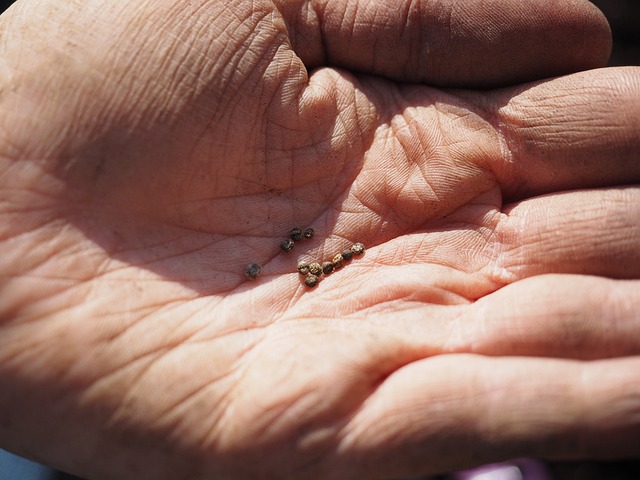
(331, 354, 640, 479)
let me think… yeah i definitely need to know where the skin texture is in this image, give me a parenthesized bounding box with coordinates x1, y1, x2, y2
(0, 0, 639, 479)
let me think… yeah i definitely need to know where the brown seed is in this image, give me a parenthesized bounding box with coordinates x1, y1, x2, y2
(303, 228, 314, 239)
(243, 263, 261, 280)
(304, 274, 319, 288)
(332, 253, 344, 269)
(308, 262, 322, 276)
(351, 242, 365, 256)
(322, 261, 334, 275)
(290, 228, 303, 241)
(280, 238, 295, 252)
(341, 249, 353, 261)
(297, 262, 310, 275)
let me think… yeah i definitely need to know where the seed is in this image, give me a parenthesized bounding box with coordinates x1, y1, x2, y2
(351, 242, 365, 256)
(297, 262, 310, 275)
(341, 249, 353, 261)
(332, 253, 344, 269)
(322, 261, 334, 275)
(243, 263, 261, 280)
(290, 228, 303, 241)
(308, 262, 322, 276)
(280, 238, 295, 252)
(303, 228, 314, 239)
(304, 274, 319, 288)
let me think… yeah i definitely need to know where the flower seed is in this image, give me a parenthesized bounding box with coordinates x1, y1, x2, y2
(290, 228, 303, 241)
(304, 274, 319, 288)
(303, 228, 314, 239)
(243, 263, 261, 280)
(297, 262, 310, 275)
(332, 253, 344, 269)
(308, 262, 322, 276)
(351, 242, 365, 256)
(280, 238, 295, 252)
(341, 249, 353, 261)
(322, 261, 334, 275)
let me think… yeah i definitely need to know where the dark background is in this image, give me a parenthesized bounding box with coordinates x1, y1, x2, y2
(592, 0, 640, 65)
(0, 0, 638, 479)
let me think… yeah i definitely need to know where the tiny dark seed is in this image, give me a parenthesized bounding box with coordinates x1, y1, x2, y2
(322, 261, 334, 275)
(297, 262, 310, 275)
(351, 242, 365, 256)
(280, 238, 295, 252)
(341, 249, 353, 261)
(303, 228, 315, 239)
(308, 262, 322, 276)
(290, 228, 303, 241)
(332, 253, 344, 269)
(243, 263, 261, 280)
(304, 274, 319, 288)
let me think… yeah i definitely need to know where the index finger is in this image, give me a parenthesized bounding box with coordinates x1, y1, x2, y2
(489, 67, 640, 200)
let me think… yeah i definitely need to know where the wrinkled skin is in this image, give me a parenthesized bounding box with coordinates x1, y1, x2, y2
(1, 0, 639, 479)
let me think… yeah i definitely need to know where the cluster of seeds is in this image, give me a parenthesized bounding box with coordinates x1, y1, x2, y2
(243, 227, 315, 281)
(243, 226, 366, 290)
(280, 227, 314, 252)
(297, 242, 365, 288)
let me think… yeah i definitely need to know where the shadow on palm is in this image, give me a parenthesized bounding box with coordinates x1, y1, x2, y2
(66, 65, 504, 309)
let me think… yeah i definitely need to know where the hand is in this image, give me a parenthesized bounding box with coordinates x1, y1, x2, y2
(1, 1, 638, 479)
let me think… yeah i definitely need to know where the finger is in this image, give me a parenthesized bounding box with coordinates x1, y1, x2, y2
(334, 354, 640, 478)
(494, 187, 640, 280)
(277, 0, 611, 87)
(489, 67, 640, 200)
(458, 275, 640, 360)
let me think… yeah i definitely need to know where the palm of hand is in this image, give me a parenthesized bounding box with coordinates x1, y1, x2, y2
(2, 1, 639, 479)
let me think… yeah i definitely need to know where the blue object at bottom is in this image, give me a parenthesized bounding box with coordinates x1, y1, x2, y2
(0, 449, 55, 480)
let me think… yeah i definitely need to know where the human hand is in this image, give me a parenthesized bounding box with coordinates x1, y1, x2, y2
(0, 1, 638, 479)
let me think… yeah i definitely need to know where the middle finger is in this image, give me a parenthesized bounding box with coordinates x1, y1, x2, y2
(492, 186, 640, 281)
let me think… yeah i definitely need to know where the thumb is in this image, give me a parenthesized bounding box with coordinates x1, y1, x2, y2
(278, 0, 611, 87)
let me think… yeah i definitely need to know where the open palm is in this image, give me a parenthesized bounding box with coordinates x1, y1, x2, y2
(1, 1, 639, 479)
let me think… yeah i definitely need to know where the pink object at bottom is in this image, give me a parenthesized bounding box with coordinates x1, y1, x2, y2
(451, 458, 550, 480)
